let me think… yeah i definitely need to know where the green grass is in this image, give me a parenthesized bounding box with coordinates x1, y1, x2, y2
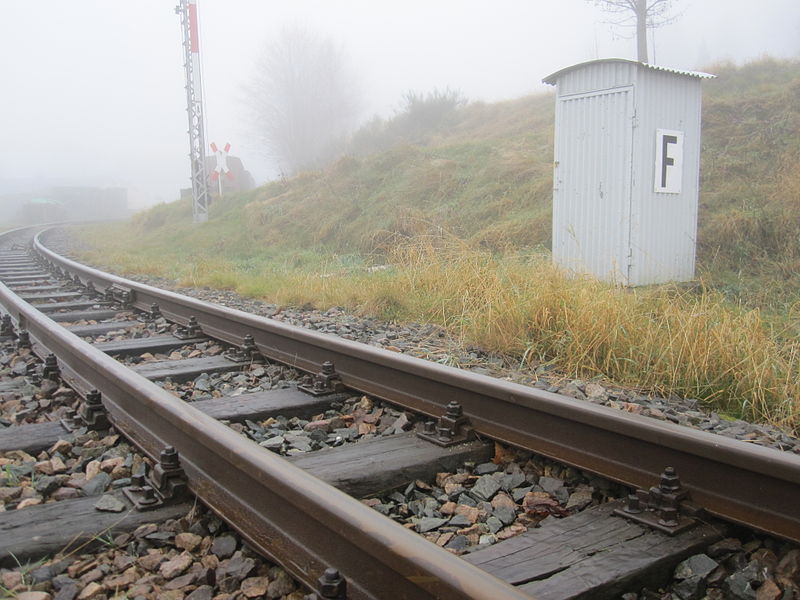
(75, 58, 800, 433)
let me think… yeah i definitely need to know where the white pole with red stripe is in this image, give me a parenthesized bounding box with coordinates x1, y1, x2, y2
(176, 0, 210, 223)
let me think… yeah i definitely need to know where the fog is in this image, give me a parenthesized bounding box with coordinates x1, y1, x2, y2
(1, 0, 798, 209)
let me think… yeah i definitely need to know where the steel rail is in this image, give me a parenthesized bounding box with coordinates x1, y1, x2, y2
(0, 234, 531, 600)
(33, 228, 800, 544)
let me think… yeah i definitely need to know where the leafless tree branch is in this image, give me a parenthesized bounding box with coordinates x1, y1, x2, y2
(590, 0, 682, 61)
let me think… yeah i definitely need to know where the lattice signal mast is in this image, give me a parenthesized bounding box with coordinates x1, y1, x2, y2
(175, 0, 210, 223)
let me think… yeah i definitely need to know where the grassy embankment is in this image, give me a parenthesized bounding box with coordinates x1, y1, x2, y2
(77, 59, 800, 432)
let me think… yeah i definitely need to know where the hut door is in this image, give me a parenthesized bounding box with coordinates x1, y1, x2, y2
(552, 86, 634, 285)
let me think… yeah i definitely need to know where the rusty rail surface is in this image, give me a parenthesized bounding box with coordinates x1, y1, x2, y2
(0, 228, 532, 600)
(32, 227, 800, 545)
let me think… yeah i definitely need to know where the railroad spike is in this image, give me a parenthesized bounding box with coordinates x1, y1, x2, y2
(160, 446, 181, 469)
(417, 400, 474, 447)
(138, 485, 159, 507)
(445, 400, 463, 419)
(613, 467, 696, 535)
(142, 302, 162, 323)
(131, 473, 146, 491)
(42, 353, 60, 381)
(79, 389, 111, 431)
(123, 445, 188, 511)
(0, 314, 15, 339)
(624, 493, 643, 514)
(60, 407, 78, 433)
(298, 361, 345, 396)
(437, 424, 453, 443)
(659, 495, 680, 528)
(104, 284, 136, 308)
(223, 333, 264, 364)
(174, 315, 202, 340)
(659, 466, 682, 493)
(120, 290, 134, 309)
(304, 567, 347, 600)
(16, 329, 31, 350)
(243, 334, 263, 362)
(151, 445, 189, 500)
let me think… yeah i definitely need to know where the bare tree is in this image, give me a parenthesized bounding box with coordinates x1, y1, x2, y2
(591, 0, 681, 63)
(244, 26, 361, 175)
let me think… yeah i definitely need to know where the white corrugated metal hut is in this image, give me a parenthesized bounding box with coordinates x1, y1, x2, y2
(543, 59, 714, 286)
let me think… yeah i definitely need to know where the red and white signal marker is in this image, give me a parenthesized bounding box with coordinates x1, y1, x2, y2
(210, 142, 235, 198)
(210, 142, 234, 181)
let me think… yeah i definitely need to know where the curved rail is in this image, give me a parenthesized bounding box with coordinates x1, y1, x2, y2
(32, 227, 800, 545)
(0, 229, 532, 599)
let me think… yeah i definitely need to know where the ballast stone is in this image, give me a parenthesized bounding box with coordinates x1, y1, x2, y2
(674, 553, 719, 580)
(470, 475, 501, 501)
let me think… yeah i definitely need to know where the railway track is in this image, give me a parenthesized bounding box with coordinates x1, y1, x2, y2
(0, 224, 798, 600)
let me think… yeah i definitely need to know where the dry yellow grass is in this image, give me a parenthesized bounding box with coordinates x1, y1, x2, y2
(374, 239, 800, 430)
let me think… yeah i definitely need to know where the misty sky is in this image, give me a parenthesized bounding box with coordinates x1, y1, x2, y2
(1, 0, 798, 208)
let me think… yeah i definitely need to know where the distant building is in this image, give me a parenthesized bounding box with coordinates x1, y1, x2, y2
(0, 186, 129, 225)
(22, 198, 65, 224)
(49, 187, 129, 221)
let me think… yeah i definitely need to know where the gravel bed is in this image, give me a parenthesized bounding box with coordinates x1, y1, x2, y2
(0, 343, 78, 426)
(62, 310, 140, 331)
(116, 342, 222, 367)
(0, 332, 153, 511)
(152, 356, 303, 402)
(230, 395, 415, 455)
(362, 443, 626, 555)
(74, 316, 156, 344)
(0, 431, 141, 512)
(630, 536, 800, 600)
(0, 505, 308, 600)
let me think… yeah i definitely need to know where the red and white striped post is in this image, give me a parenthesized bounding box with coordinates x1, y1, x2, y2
(176, 0, 210, 223)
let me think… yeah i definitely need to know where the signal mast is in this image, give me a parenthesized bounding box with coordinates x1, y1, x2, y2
(175, 0, 210, 223)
